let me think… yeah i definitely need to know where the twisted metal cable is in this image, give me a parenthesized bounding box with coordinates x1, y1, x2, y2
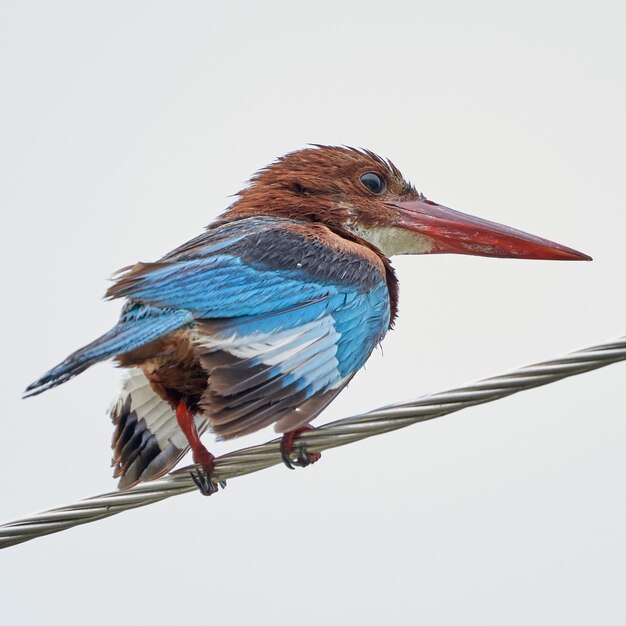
(2, 335, 624, 549)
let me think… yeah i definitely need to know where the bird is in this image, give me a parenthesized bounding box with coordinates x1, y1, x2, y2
(24, 145, 591, 495)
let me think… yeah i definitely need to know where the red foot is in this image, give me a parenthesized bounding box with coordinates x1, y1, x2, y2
(175, 399, 225, 496)
(280, 425, 321, 470)
(192, 445, 216, 472)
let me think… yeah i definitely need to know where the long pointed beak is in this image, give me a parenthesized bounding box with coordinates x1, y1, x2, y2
(386, 198, 591, 260)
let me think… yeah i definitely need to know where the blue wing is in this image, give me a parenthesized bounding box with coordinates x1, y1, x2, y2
(27, 216, 392, 438)
(108, 216, 392, 437)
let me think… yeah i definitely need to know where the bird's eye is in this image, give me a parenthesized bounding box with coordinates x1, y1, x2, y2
(359, 172, 385, 194)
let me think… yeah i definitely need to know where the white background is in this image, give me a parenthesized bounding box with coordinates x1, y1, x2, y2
(1, 2, 625, 624)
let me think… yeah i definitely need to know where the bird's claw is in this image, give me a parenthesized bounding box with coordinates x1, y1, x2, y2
(189, 466, 226, 496)
(296, 442, 321, 467)
(280, 427, 321, 469)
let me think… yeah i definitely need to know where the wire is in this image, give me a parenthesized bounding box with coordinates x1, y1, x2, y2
(1, 335, 624, 549)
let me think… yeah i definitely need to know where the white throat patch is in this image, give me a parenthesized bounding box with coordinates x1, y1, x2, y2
(348, 224, 435, 257)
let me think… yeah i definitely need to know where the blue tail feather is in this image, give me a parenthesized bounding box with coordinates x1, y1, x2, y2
(24, 307, 193, 397)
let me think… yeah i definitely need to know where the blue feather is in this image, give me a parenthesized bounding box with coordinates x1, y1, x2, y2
(26, 216, 392, 436)
(24, 307, 193, 397)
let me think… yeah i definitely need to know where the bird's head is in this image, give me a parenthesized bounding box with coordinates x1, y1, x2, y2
(225, 145, 591, 261)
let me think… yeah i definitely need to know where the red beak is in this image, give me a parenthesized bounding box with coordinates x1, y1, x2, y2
(387, 198, 591, 261)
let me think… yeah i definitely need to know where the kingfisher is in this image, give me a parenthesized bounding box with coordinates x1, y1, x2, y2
(24, 146, 591, 495)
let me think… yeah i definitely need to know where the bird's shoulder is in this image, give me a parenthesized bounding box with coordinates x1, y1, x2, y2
(163, 215, 387, 288)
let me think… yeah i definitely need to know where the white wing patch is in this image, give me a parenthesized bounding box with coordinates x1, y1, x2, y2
(193, 317, 341, 374)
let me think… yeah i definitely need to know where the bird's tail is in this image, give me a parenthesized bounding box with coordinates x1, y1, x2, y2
(24, 306, 193, 398)
(110, 368, 210, 489)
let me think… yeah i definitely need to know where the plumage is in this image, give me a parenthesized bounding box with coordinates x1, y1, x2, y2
(110, 368, 210, 487)
(24, 145, 590, 492)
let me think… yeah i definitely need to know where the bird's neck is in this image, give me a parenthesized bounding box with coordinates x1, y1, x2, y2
(332, 224, 400, 328)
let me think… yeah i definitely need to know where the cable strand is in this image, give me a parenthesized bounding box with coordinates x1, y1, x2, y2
(1, 335, 624, 549)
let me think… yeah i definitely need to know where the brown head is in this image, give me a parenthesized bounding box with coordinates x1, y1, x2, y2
(222, 145, 591, 261)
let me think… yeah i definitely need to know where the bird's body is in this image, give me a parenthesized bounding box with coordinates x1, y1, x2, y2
(25, 146, 590, 493)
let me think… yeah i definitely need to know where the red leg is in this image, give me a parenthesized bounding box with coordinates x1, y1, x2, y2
(280, 425, 321, 470)
(175, 399, 224, 495)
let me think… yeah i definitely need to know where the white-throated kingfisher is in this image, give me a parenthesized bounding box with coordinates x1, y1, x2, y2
(25, 146, 591, 494)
